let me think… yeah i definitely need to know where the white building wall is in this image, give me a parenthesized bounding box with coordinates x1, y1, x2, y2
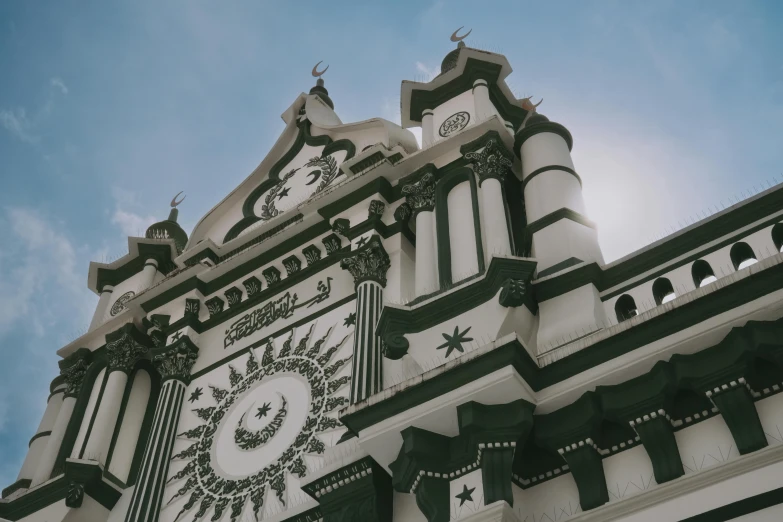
(71, 368, 106, 459)
(107, 370, 152, 483)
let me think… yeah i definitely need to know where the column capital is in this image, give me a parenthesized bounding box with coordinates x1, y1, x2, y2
(464, 138, 513, 185)
(151, 335, 199, 383)
(59, 348, 92, 398)
(401, 169, 436, 214)
(340, 235, 391, 288)
(105, 323, 152, 373)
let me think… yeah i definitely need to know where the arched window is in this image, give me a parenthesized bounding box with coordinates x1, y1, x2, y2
(730, 242, 757, 270)
(652, 277, 676, 305)
(691, 259, 717, 288)
(772, 223, 783, 253)
(615, 294, 638, 322)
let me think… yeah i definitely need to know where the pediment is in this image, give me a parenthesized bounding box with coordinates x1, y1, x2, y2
(187, 93, 418, 250)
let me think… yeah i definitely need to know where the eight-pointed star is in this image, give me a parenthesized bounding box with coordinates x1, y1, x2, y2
(255, 402, 272, 418)
(188, 387, 203, 403)
(455, 484, 475, 506)
(436, 326, 473, 358)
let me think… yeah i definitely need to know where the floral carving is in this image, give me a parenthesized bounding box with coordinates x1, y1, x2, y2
(262, 266, 281, 286)
(61, 355, 90, 398)
(393, 202, 412, 223)
(205, 297, 225, 317)
(282, 256, 302, 276)
(499, 278, 526, 308)
(106, 324, 151, 373)
(368, 200, 385, 219)
(242, 277, 263, 298)
(305, 154, 340, 195)
(302, 245, 322, 266)
(152, 336, 199, 382)
(401, 172, 436, 212)
(259, 168, 297, 221)
(322, 234, 342, 255)
(464, 138, 513, 183)
(340, 235, 391, 288)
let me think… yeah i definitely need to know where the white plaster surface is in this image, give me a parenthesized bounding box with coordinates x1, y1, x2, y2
(108, 370, 151, 482)
(72, 368, 106, 458)
(448, 180, 480, 282)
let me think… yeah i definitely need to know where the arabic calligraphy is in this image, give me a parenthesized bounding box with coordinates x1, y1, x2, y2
(224, 277, 332, 349)
(234, 394, 288, 451)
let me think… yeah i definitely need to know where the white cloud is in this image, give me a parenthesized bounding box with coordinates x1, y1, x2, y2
(0, 107, 37, 143)
(50, 77, 69, 95)
(415, 61, 440, 82)
(111, 208, 156, 237)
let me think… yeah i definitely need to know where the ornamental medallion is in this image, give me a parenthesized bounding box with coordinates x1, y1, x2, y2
(439, 111, 471, 137)
(166, 321, 352, 522)
(110, 291, 136, 316)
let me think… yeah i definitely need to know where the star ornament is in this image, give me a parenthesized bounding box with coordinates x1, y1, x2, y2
(455, 484, 475, 506)
(436, 326, 473, 358)
(343, 312, 356, 327)
(277, 187, 291, 200)
(255, 402, 272, 418)
(188, 387, 203, 403)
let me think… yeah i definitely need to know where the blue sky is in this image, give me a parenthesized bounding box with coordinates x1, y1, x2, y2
(0, 0, 782, 487)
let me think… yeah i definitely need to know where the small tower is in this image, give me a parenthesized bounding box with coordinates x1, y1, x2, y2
(145, 192, 189, 254)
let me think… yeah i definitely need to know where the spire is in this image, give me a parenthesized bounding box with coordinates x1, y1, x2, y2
(440, 27, 472, 76)
(309, 61, 334, 109)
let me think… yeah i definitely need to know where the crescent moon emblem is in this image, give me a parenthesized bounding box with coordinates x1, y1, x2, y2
(450, 26, 472, 42)
(306, 169, 322, 185)
(170, 191, 186, 208)
(312, 61, 329, 77)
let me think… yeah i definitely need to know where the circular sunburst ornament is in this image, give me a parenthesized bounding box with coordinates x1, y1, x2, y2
(439, 111, 470, 137)
(166, 325, 352, 522)
(109, 291, 136, 316)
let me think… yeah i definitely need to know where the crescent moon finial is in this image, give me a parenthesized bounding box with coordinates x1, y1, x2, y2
(312, 61, 329, 78)
(170, 191, 186, 208)
(450, 26, 472, 43)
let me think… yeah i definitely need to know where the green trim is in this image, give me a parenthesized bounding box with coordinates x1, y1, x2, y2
(537, 257, 583, 279)
(95, 243, 175, 293)
(162, 247, 347, 337)
(52, 358, 107, 477)
(407, 57, 530, 129)
(708, 385, 767, 455)
(103, 359, 162, 486)
(63, 459, 121, 511)
(227, 119, 356, 242)
(189, 294, 355, 381)
(318, 177, 396, 220)
(435, 167, 485, 288)
(28, 430, 51, 448)
(522, 165, 582, 190)
(76, 365, 110, 459)
(302, 456, 393, 522)
(1, 479, 30, 499)
(680, 484, 783, 522)
(377, 257, 537, 360)
(142, 221, 331, 313)
(344, 265, 783, 436)
(514, 120, 573, 154)
(0, 476, 68, 520)
(526, 207, 596, 237)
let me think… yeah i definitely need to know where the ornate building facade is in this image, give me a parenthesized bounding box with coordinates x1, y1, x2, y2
(3, 36, 783, 522)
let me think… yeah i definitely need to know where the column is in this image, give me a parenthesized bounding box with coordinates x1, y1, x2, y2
(82, 324, 151, 464)
(31, 349, 92, 487)
(465, 138, 513, 260)
(340, 235, 391, 404)
(139, 258, 159, 291)
(401, 172, 438, 297)
(125, 336, 198, 522)
(89, 285, 114, 331)
(16, 382, 66, 483)
(472, 79, 494, 123)
(421, 109, 434, 147)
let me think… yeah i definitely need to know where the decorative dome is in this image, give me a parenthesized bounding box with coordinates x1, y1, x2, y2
(146, 207, 188, 254)
(439, 41, 465, 76)
(525, 113, 550, 126)
(309, 79, 334, 109)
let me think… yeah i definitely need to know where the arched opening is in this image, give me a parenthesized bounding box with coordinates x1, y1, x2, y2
(652, 277, 676, 305)
(730, 242, 757, 270)
(615, 294, 638, 322)
(691, 260, 717, 288)
(772, 223, 783, 253)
